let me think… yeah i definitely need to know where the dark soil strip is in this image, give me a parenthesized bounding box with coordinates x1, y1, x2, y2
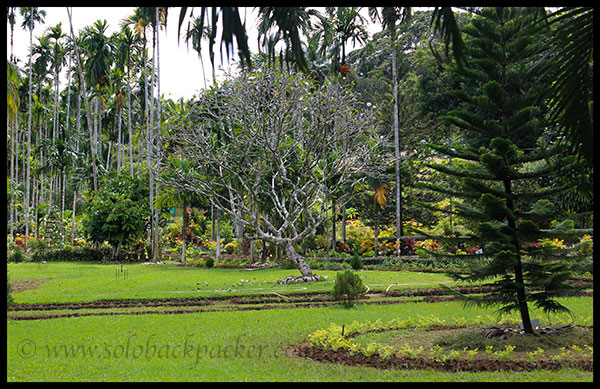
(8, 283, 592, 321)
(289, 343, 594, 372)
(8, 296, 419, 321)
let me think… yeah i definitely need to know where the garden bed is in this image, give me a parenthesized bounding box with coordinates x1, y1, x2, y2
(291, 323, 594, 372)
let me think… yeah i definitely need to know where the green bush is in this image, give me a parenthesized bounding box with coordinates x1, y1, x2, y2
(350, 254, 363, 270)
(224, 240, 238, 254)
(205, 257, 215, 268)
(331, 270, 367, 308)
(7, 275, 14, 307)
(8, 249, 25, 263)
(30, 246, 111, 262)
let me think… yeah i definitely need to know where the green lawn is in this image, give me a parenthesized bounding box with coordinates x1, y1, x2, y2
(6, 262, 593, 381)
(7, 299, 593, 381)
(7, 262, 455, 303)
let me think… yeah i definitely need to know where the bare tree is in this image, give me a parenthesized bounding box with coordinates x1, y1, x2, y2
(160, 64, 386, 282)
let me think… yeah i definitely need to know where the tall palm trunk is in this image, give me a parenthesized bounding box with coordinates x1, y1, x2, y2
(127, 64, 134, 176)
(25, 17, 33, 250)
(390, 20, 402, 258)
(148, 15, 157, 262)
(67, 7, 98, 191)
(152, 7, 162, 263)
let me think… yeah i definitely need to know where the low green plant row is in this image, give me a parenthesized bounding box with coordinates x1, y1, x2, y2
(307, 314, 594, 363)
(8, 246, 112, 263)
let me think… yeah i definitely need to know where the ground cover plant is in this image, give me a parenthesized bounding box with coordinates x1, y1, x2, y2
(301, 313, 593, 372)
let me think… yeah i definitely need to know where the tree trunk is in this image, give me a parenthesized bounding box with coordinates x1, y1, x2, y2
(70, 185, 77, 245)
(67, 7, 98, 191)
(25, 21, 33, 250)
(390, 20, 402, 258)
(283, 240, 312, 277)
(127, 64, 134, 176)
(181, 203, 189, 264)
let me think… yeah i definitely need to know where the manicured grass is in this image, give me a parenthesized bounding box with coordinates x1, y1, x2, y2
(6, 262, 593, 381)
(7, 262, 455, 304)
(7, 298, 593, 381)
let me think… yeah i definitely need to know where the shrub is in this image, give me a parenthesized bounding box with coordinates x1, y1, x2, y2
(224, 240, 238, 254)
(29, 246, 111, 262)
(205, 257, 215, 268)
(331, 270, 366, 308)
(350, 254, 363, 270)
(7, 275, 14, 307)
(8, 249, 25, 263)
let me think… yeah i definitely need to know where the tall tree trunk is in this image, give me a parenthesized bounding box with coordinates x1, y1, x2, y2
(152, 7, 162, 264)
(70, 184, 78, 245)
(117, 108, 122, 173)
(148, 15, 157, 263)
(67, 7, 98, 191)
(181, 204, 189, 263)
(215, 210, 221, 263)
(9, 114, 17, 242)
(25, 19, 33, 250)
(127, 63, 134, 176)
(390, 20, 402, 258)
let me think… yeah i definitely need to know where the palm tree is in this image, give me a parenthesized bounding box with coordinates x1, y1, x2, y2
(317, 7, 368, 74)
(46, 23, 66, 141)
(66, 7, 99, 192)
(539, 7, 593, 168)
(7, 60, 20, 243)
(7, 7, 18, 64)
(368, 7, 411, 257)
(81, 19, 113, 170)
(177, 7, 252, 72)
(257, 7, 320, 71)
(184, 15, 212, 88)
(20, 6, 46, 249)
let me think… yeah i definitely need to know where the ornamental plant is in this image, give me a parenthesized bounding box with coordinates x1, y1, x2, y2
(331, 270, 367, 307)
(416, 8, 589, 334)
(81, 171, 150, 260)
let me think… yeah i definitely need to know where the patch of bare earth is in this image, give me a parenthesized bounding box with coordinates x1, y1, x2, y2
(10, 278, 52, 293)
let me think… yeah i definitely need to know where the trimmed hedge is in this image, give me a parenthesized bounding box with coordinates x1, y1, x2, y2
(30, 247, 112, 262)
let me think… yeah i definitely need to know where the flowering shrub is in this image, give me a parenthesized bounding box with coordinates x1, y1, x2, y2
(465, 245, 482, 255)
(403, 238, 417, 255)
(339, 65, 350, 75)
(14, 237, 25, 249)
(539, 237, 565, 249)
(577, 234, 593, 256)
(414, 239, 440, 253)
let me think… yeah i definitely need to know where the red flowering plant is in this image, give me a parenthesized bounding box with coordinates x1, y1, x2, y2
(339, 65, 350, 75)
(403, 238, 417, 255)
(465, 245, 482, 255)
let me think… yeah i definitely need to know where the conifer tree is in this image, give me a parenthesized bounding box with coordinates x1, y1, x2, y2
(417, 8, 589, 334)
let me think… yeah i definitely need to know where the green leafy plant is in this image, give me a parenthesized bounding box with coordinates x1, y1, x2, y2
(350, 254, 363, 270)
(493, 344, 516, 362)
(331, 270, 367, 307)
(8, 249, 25, 263)
(81, 172, 149, 260)
(7, 274, 14, 307)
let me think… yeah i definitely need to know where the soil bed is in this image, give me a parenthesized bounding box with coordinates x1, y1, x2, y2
(9, 278, 53, 293)
(290, 324, 594, 372)
(290, 343, 593, 372)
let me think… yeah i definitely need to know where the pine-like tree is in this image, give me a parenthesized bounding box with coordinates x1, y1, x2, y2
(417, 8, 590, 334)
